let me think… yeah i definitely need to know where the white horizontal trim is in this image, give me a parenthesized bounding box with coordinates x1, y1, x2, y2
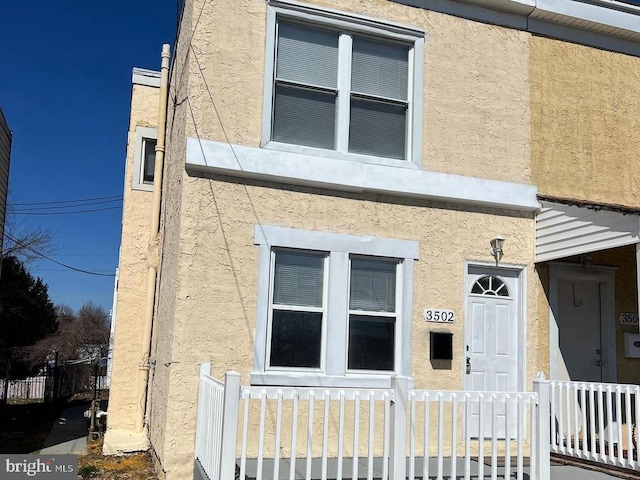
(132, 68, 161, 88)
(186, 138, 539, 212)
(250, 371, 414, 389)
(254, 225, 420, 259)
(465, 0, 640, 38)
(535, 201, 640, 262)
(269, 0, 425, 38)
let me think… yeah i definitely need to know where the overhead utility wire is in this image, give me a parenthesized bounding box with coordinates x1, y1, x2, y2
(10, 206, 122, 216)
(3, 232, 116, 277)
(10, 195, 122, 206)
(13, 198, 122, 212)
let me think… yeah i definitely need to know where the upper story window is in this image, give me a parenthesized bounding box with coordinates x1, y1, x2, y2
(132, 126, 157, 192)
(262, 2, 424, 168)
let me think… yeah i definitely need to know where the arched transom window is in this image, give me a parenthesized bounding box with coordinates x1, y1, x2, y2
(471, 275, 509, 297)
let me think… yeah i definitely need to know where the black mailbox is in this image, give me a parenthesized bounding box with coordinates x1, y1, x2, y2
(430, 331, 453, 360)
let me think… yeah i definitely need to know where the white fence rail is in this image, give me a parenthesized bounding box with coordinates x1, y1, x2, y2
(194, 366, 550, 480)
(0, 376, 47, 401)
(550, 380, 639, 470)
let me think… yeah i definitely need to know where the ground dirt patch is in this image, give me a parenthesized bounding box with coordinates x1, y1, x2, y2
(78, 438, 158, 480)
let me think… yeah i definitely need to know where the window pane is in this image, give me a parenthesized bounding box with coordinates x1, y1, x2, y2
(348, 315, 395, 371)
(273, 85, 336, 149)
(349, 98, 406, 159)
(277, 22, 338, 88)
(351, 38, 408, 101)
(143, 139, 156, 183)
(274, 251, 324, 307)
(350, 258, 396, 312)
(270, 310, 322, 368)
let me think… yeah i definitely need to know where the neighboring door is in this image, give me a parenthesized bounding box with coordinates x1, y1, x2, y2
(465, 265, 522, 438)
(557, 279, 602, 382)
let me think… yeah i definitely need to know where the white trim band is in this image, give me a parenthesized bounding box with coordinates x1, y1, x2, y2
(186, 138, 539, 212)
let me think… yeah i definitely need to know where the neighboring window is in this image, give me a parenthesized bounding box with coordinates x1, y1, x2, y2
(263, 5, 424, 166)
(254, 226, 419, 387)
(142, 138, 156, 184)
(132, 126, 158, 192)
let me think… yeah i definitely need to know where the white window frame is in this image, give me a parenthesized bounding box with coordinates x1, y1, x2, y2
(253, 225, 419, 388)
(261, 0, 425, 169)
(132, 126, 157, 192)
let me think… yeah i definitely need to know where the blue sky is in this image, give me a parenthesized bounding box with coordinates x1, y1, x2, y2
(0, 1, 177, 314)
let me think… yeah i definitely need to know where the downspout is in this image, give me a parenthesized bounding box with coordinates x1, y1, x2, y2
(135, 43, 171, 433)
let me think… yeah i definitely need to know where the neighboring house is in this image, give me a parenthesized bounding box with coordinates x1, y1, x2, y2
(106, 68, 159, 449)
(105, 0, 640, 479)
(0, 107, 11, 270)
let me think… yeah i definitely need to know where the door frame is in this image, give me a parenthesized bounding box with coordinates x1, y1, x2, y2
(548, 262, 617, 382)
(463, 261, 527, 392)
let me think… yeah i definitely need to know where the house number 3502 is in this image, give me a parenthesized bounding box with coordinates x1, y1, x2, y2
(423, 309, 455, 323)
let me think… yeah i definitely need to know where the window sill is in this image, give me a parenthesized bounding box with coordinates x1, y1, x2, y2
(250, 371, 414, 389)
(185, 137, 539, 212)
(262, 141, 421, 170)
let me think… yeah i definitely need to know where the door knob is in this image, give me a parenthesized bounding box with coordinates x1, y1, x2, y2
(466, 357, 471, 374)
(596, 360, 603, 367)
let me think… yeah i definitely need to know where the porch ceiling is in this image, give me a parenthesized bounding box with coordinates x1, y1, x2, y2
(535, 200, 640, 262)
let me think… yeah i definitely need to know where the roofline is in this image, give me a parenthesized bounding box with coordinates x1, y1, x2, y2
(132, 68, 161, 88)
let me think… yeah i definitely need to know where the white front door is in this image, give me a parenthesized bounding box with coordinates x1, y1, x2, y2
(465, 265, 522, 438)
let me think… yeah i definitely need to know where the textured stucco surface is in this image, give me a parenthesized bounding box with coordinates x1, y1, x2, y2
(184, 0, 531, 183)
(531, 36, 640, 208)
(143, 0, 539, 478)
(145, 0, 192, 475)
(106, 84, 158, 436)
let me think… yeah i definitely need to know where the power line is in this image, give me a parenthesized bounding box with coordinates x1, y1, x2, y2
(13, 198, 122, 212)
(10, 206, 122, 216)
(9, 195, 122, 206)
(3, 232, 116, 277)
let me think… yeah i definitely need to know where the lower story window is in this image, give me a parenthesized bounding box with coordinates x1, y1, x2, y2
(253, 226, 418, 387)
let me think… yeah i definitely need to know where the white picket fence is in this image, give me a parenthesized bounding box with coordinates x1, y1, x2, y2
(550, 380, 640, 470)
(0, 376, 47, 401)
(194, 364, 550, 480)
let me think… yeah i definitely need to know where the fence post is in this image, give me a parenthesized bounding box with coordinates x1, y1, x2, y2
(219, 371, 241, 480)
(390, 376, 408, 480)
(533, 373, 550, 480)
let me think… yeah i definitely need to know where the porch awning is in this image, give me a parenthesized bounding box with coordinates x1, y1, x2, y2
(535, 199, 640, 263)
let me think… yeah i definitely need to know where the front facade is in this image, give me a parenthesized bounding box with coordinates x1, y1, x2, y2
(106, 0, 640, 478)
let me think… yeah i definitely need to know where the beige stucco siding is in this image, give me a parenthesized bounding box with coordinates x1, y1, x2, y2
(185, 0, 531, 184)
(145, 0, 538, 477)
(530, 36, 640, 208)
(151, 176, 539, 478)
(147, 0, 193, 467)
(107, 84, 159, 431)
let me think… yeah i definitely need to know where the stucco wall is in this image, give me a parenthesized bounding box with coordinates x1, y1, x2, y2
(107, 84, 158, 431)
(530, 36, 640, 208)
(147, 0, 539, 477)
(184, 0, 531, 184)
(154, 177, 539, 478)
(146, 0, 193, 472)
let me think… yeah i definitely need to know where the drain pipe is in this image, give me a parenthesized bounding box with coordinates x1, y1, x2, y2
(135, 43, 171, 433)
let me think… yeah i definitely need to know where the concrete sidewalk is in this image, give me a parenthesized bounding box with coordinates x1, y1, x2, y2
(39, 401, 90, 454)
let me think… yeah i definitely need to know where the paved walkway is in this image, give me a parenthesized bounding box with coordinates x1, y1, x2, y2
(39, 401, 89, 454)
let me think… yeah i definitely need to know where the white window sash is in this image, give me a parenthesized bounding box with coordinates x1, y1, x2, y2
(262, 2, 424, 167)
(253, 225, 417, 386)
